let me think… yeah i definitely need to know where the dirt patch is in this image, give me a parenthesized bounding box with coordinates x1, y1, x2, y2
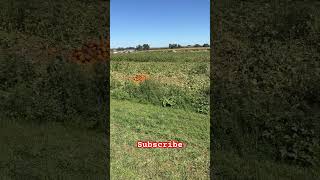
(68, 35, 109, 64)
(130, 74, 149, 84)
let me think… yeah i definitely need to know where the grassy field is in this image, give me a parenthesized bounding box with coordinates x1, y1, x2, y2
(110, 99, 210, 179)
(110, 50, 210, 178)
(111, 50, 209, 62)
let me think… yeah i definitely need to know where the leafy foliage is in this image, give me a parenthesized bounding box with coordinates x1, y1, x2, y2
(211, 0, 320, 170)
(0, 0, 109, 129)
(1, 53, 108, 129)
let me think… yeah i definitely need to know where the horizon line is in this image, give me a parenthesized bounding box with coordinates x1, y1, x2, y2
(111, 43, 210, 49)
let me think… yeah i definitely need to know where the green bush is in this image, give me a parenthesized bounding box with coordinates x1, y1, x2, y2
(110, 79, 209, 114)
(0, 0, 107, 47)
(1, 53, 108, 129)
(212, 0, 320, 167)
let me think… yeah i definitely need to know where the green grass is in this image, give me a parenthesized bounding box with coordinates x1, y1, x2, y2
(214, 151, 320, 179)
(0, 119, 106, 179)
(111, 50, 210, 62)
(110, 99, 210, 179)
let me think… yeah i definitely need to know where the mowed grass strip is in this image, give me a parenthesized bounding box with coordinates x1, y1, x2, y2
(111, 99, 210, 179)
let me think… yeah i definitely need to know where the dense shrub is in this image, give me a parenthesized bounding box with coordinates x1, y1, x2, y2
(0, 0, 107, 48)
(0, 0, 109, 130)
(110, 79, 209, 114)
(212, 0, 320, 166)
(1, 53, 108, 129)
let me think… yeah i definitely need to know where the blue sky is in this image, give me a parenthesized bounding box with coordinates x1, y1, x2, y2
(111, 0, 210, 48)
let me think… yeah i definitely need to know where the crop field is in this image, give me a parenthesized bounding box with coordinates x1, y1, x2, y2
(110, 50, 210, 178)
(111, 50, 210, 62)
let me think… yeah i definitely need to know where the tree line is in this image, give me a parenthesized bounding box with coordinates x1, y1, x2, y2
(115, 43, 210, 51)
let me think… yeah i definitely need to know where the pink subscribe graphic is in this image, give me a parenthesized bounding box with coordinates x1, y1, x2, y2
(136, 140, 186, 149)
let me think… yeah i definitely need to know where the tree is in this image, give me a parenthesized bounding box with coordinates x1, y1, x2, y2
(142, 44, 150, 50)
(136, 45, 143, 51)
(169, 44, 178, 49)
(194, 44, 201, 47)
(203, 43, 210, 47)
